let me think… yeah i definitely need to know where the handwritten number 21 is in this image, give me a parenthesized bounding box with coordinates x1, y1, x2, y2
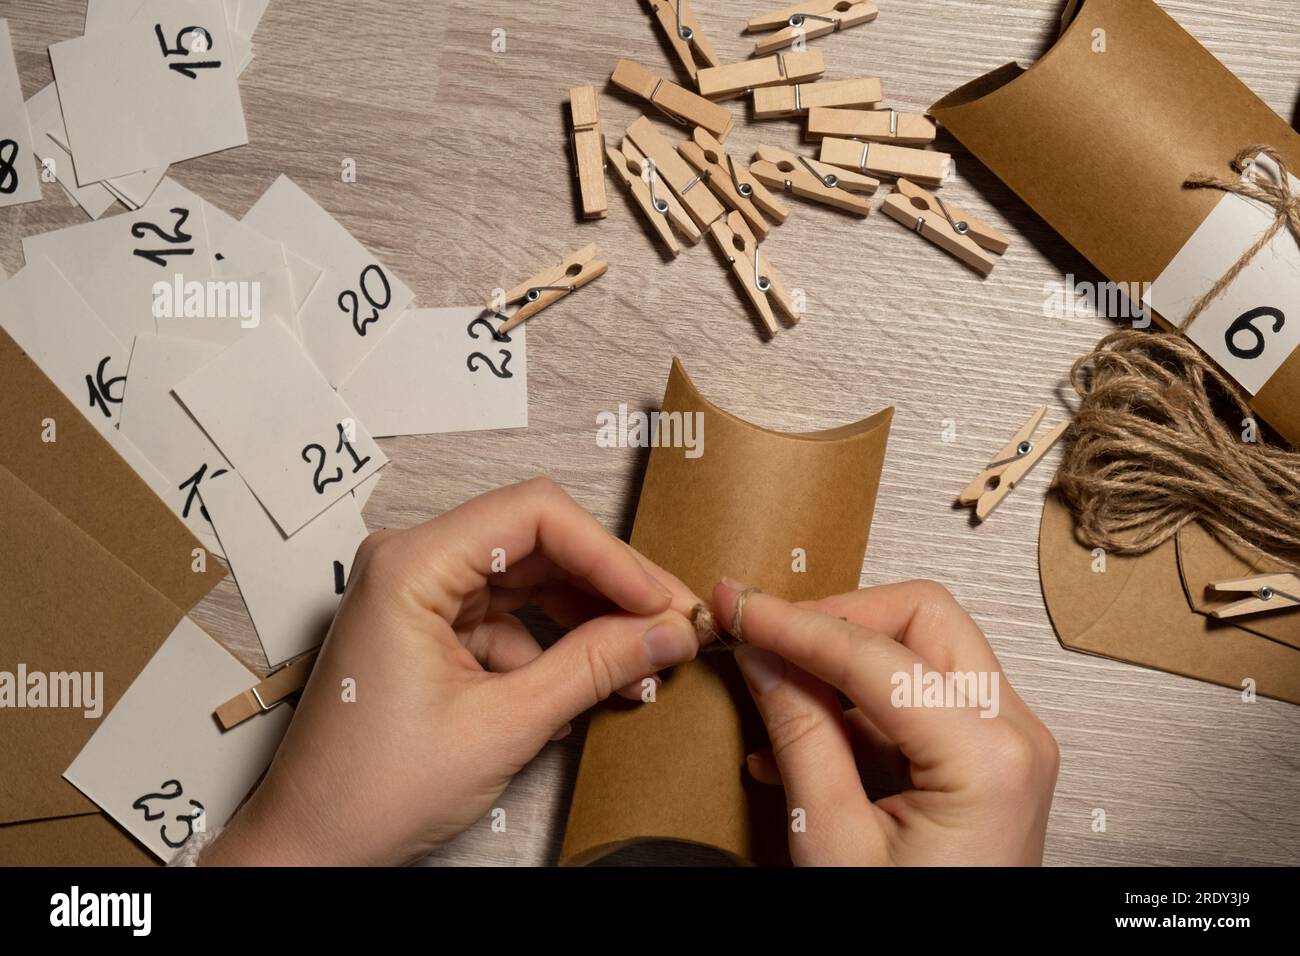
(302, 423, 372, 495)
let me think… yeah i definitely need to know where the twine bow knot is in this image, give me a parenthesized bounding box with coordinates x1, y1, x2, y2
(1180, 144, 1300, 329)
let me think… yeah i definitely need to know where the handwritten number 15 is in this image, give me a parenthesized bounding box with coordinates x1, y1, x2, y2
(155, 24, 221, 78)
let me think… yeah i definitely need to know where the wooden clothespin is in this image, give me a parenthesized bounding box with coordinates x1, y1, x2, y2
(645, 0, 720, 84)
(958, 406, 1067, 520)
(753, 77, 882, 119)
(488, 245, 608, 333)
(709, 210, 799, 337)
(882, 179, 1010, 276)
(569, 86, 607, 219)
(749, 144, 877, 216)
(678, 127, 788, 237)
(746, 0, 880, 55)
(626, 116, 726, 230)
(696, 50, 824, 100)
(606, 138, 700, 257)
(806, 107, 937, 146)
(611, 59, 734, 141)
(818, 137, 951, 188)
(1210, 574, 1300, 619)
(215, 650, 319, 731)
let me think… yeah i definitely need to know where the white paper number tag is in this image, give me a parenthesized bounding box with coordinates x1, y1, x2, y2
(64, 617, 291, 862)
(173, 321, 388, 537)
(0, 19, 41, 207)
(339, 307, 528, 438)
(1146, 154, 1300, 395)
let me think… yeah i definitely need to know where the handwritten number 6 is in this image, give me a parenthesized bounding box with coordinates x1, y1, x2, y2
(467, 350, 513, 378)
(1225, 306, 1285, 360)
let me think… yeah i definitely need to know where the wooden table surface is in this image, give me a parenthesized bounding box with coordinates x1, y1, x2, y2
(4, 0, 1298, 867)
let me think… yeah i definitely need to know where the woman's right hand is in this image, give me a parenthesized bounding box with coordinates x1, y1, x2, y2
(715, 579, 1059, 866)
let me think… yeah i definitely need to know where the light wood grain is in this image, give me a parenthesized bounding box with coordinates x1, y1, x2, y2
(3, 0, 1299, 867)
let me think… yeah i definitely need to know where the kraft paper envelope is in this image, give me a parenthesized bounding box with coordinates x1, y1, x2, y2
(0, 464, 188, 826)
(1175, 523, 1300, 652)
(0, 329, 226, 610)
(930, 0, 1300, 446)
(1038, 490, 1300, 705)
(561, 359, 893, 865)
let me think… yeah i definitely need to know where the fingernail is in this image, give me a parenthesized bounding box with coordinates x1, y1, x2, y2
(735, 645, 785, 694)
(550, 722, 572, 742)
(720, 577, 750, 592)
(642, 618, 694, 669)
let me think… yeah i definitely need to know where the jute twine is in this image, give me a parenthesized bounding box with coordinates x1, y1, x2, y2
(1058, 145, 1300, 568)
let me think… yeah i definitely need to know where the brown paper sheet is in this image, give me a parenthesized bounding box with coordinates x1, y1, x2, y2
(0, 464, 188, 825)
(930, 0, 1300, 446)
(1175, 523, 1300, 652)
(0, 813, 157, 867)
(1038, 489, 1300, 705)
(0, 329, 225, 610)
(560, 359, 893, 865)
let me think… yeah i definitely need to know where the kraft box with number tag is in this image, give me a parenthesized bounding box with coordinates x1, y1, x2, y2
(930, 0, 1300, 445)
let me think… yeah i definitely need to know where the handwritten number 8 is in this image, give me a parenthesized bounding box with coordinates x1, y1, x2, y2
(338, 265, 392, 337)
(1225, 306, 1285, 360)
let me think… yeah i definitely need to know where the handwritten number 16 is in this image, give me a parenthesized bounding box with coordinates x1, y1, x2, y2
(154, 24, 221, 78)
(302, 423, 373, 495)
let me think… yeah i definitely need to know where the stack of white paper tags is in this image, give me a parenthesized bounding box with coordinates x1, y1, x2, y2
(1, 4, 533, 862)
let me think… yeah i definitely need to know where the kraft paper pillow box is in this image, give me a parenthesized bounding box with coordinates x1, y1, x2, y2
(929, 0, 1300, 446)
(0, 329, 225, 864)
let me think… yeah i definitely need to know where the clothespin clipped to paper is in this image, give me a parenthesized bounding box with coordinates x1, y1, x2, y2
(753, 77, 882, 119)
(709, 210, 799, 337)
(606, 138, 700, 257)
(958, 406, 1067, 520)
(678, 127, 789, 237)
(882, 179, 1010, 275)
(818, 137, 951, 188)
(215, 650, 319, 731)
(487, 245, 609, 334)
(750, 144, 877, 216)
(645, 0, 720, 83)
(1210, 574, 1300, 619)
(696, 50, 824, 100)
(569, 86, 608, 219)
(611, 59, 734, 141)
(746, 0, 880, 55)
(806, 107, 937, 146)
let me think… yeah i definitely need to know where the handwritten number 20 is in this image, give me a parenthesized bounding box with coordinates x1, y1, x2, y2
(339, 265, 392, 337)
(1225, 306, 1285, 360)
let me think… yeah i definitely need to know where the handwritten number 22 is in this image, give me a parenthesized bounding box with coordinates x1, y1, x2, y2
(302, 423, 372, 495)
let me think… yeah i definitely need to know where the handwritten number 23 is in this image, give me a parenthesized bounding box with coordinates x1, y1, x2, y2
(132, 780, 206, 849)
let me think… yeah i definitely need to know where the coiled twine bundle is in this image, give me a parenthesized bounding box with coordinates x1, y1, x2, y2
(1058, 329, 1300, 567)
